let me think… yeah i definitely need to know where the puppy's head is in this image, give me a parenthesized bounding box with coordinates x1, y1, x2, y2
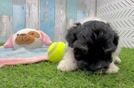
(66, 20, 119, 72)
(66, 23, 82, 47)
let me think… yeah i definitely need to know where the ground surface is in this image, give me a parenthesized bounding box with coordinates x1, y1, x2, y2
(0, 48, 134, 88)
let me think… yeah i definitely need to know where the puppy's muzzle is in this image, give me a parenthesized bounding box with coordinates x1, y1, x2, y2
(78, 61, 110, 72)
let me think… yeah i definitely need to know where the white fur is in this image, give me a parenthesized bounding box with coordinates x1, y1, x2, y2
(105, 62, 119, 74)
(107, 38, 121, 73)
(57, 47, 78, 72)
(104, 43, 121, 73)
(112, 43, 121, 64)
(77, 17, 107, 24)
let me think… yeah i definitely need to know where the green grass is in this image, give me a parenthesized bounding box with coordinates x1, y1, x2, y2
(0, 48, 134, 88)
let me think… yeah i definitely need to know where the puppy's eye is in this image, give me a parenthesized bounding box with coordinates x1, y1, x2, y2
(74, 48, 82, 56)
(74, 47, 88, 55)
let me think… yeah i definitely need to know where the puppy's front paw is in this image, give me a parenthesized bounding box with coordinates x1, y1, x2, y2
(114, 57, 121, 64)
(57, 60, 78, 72)
(105, 63, 119, 74)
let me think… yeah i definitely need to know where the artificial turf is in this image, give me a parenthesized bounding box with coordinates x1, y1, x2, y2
(0, 48, 134, 88)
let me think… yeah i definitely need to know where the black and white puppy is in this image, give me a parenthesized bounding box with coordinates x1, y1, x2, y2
(57, 18, 121, 74)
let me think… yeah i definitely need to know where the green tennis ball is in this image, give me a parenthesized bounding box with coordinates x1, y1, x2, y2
(48, 42, 66, 63)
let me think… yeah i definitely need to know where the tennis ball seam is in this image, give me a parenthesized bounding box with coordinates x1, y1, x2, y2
(48, 43, 58, 55)
(49, 42, 64, 59)
(49, 44, 59, 58)
(48, 42, 65, 62)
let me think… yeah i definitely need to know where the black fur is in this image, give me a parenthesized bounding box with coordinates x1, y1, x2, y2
(66, 21, 119, 72)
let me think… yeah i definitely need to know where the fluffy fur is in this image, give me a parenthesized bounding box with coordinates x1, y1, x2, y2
(57, 18, 121, 74)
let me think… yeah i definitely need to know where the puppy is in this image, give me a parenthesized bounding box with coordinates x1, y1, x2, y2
(57, 18, 121, 74)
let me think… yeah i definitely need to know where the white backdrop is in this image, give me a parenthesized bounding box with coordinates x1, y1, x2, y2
(97, 0, 134, 48)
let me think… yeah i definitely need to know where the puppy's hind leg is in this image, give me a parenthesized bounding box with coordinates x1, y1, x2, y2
(57, 47, 78, 72)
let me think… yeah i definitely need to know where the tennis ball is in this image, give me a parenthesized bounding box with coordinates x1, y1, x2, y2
(48, 42, 66, 63)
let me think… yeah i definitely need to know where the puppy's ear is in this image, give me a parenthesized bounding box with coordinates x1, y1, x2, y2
(106, 23, 119, 46)
(105, 37, 119, 53)
(113, 32, 119, 46)
(104, 44, 116, 53)
(73, 40, 88, 53)
(66, 22, 81, 47)
(105, 23, 119, 53)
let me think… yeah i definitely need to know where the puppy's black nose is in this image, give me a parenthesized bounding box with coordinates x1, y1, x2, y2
(85, 61, 110, 72)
